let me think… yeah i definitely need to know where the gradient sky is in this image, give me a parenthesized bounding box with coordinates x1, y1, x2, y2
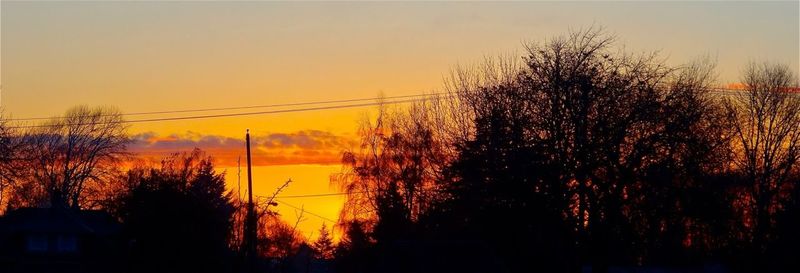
(2, 0, 798, 239)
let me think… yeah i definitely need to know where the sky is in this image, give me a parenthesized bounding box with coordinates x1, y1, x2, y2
(2, 0, 798, 240)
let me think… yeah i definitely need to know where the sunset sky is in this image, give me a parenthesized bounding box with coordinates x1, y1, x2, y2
(2, 0, 798, 239)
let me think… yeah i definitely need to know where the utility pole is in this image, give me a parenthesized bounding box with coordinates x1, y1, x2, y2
(244, 129, 257, 272)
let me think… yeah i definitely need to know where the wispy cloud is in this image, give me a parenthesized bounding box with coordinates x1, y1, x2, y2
(129, 130, 356, 167)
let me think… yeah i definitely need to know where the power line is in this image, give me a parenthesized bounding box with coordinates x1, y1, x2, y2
(273, 199, 338, 223)
(6, 87, 759, 123)
(277, 192, 359, 198)
(267, 190, 444, 199)
(8, 87, 784, 130)
(9, 95, 453, 129)
(7, 92, 449, 122)
(273, 191, 381, 198)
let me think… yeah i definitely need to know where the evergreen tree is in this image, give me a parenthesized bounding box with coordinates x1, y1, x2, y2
(313, 223, 335, 259)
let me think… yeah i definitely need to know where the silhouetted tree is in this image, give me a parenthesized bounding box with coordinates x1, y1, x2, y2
(429, 50, 574, 272)
(769, 173, 800, 273)
(0, 113, 23, 210)
(314, 26, 800, 273)
(333, 101, 448, 237)
(11, 106, 128, 209)
(313, 223, 335, 260)
(724, 62, 799, 269)
(112, 149, 235, 273)
(334, 27, 763, 273)
(629, 58, 734, 265)
(333, 220, 372, 273)
(259, 210, 307, 259)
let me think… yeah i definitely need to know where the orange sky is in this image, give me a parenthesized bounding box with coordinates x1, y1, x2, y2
(2, 1, 797, 240)
(129, 130, 355, 239)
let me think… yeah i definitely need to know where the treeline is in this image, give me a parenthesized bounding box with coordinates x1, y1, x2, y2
(330, 28, 800, 273)
(0, 27, 797, 273)
(0, 108, 313, 272)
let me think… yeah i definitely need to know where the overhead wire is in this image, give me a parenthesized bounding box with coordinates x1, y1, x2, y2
(6, 87, 789, 129)
(272, 198, 338, 223)
(8, 94, 455, 129)
(275, 192, 364, 198)
(7, 92, 450, 122)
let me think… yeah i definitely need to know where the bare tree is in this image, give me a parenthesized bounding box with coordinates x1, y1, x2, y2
(333, 100, 449, 236)
(725, 62, 800, 252)
(441, 26, 733, 271)
(628, 57, 735, 261)
(0, 112, 24, 210)
(258, 209, 307, 259)
(17, 105, 129, 209)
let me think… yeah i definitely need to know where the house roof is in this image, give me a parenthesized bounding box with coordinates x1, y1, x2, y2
(0, 207, 121, 235)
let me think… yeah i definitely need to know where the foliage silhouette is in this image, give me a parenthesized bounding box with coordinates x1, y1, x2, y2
(313, 223, 335, 260)
(0, 27, 797, 273)
(330, 27, 799, 273)
(5, 106, 129, 210)
(110, 149, 235, 273)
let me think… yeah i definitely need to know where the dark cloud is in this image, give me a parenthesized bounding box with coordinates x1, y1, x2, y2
(129, 130, 355, 167)
(258, 130, 350, 150)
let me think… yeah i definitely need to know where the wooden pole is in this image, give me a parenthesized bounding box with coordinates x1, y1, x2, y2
(245, 129, 256, 272)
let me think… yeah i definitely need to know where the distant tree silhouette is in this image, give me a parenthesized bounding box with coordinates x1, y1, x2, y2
(333, 220, 372, 273)
(428, 50, 574, 272)
(0, 27, 793, 273)
(435, 27, 728, 272)
(769, 173, 800, 273)
(111, 149, 235, 273)
(0, 113, 23, 210)
(330, 27, 798, 273)
(313, 223, 335, 260)
(330, 99, 458, 272)
(630, 58, 734, 266)
(9, 106, 128, 209)
(723, 62, 800, 270)
(226, 177, 314, 273)
(333, 100, 448, 237)
(259, 211, 307, 259)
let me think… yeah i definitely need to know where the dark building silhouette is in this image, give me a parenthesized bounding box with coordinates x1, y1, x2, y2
(0, 207, 124, 273)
